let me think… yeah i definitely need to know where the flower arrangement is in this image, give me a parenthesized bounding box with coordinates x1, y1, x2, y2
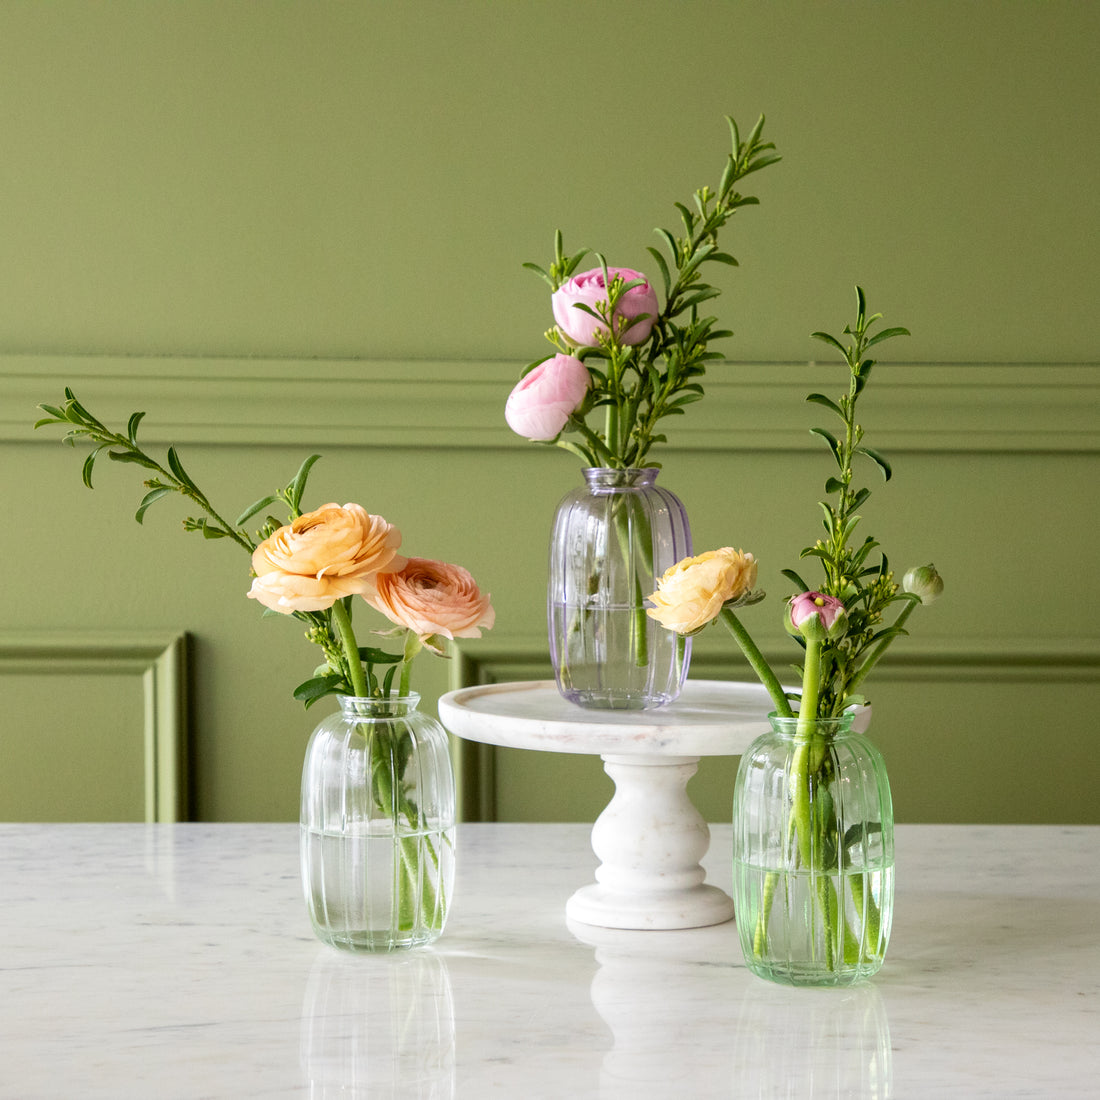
(645, 287, 944, 980)
(645, 287, 943, 720)
(505, 116, 780, 470)
(34, 391, 494, 941)
(34, 390, 494, 708)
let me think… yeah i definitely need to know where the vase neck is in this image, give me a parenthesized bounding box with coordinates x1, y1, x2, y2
(339, 693, 420, 720)
(582, 467, 659, 492)
(767, 712, 855, 741)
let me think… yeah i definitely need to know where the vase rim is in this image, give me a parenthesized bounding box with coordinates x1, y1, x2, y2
(767, 711, 856, 735)
(338, 692, 421, 716)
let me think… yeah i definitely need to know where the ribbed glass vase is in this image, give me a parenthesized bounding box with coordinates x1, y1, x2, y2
(732, 712, 894, 986)
(548, 467, 691, 710)
(300, 693, 456, 952)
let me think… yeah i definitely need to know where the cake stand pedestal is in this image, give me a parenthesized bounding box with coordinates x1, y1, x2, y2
(437, 679, 774, 930)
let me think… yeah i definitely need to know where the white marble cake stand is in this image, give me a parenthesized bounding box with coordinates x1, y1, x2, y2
(437, 679, 774, 931)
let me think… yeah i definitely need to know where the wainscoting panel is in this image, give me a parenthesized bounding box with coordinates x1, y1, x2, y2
(0, 632, 188, 822)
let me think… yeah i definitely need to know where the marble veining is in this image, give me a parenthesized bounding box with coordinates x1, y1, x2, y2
(1, 823, 1098, 1098)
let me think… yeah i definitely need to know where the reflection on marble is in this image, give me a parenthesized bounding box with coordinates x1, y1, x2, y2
(301, 952, 455, 1098)
(1, 823, 1098, 1097)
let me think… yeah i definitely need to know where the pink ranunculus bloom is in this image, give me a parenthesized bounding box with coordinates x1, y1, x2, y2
(551, 267, 659, 348)
(505, 354, 591, 441)
(788, 591, 846, 638)
(365, 558, 495, 641)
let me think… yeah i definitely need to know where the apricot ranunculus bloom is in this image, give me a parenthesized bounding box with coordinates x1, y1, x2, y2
(365, 557, 495, 641)
(247, 502, 405, 613)
(645, 548, 758, 634)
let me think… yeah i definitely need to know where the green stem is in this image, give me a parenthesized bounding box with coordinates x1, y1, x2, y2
(719, 608, 792, 718)
(791, 639, 822, 870)
(848, 598, 917, 695)
(331, 599, 368, 699)
(399, 630, 422, 696)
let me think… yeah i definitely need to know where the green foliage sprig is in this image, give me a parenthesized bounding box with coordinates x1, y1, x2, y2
(523, 116, 780, 469)
(34, 389, 406, 706)
(781, 288, 918, 717)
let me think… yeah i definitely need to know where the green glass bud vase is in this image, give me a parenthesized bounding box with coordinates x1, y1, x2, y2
(732, 710, 894, 986)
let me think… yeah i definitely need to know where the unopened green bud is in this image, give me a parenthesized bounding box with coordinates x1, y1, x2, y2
(903, 563, 944, 605)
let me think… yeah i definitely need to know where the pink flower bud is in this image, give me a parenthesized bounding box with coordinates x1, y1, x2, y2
(551, 267, 659, 347)
(505, 354, 591, 441)
(787, 591, 846, 641)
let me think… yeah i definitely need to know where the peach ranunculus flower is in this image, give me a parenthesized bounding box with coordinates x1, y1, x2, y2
(645, 548, 759, 634)
(365, 557, 495, 641)
(247, 502, 405, 613)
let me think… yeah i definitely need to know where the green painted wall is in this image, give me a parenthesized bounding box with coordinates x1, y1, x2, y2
(1, 3, 1097, 823)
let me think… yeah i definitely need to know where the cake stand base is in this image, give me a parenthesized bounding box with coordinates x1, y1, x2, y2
(437, 680, 777, 931)
(564, 753, 734, 930)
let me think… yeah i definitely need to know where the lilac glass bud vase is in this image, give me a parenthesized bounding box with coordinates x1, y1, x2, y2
(548, 467, 692, 710)
(732, 710, 894, 986)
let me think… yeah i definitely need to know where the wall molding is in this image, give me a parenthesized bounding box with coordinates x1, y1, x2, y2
(0, 631, 189, 822)
(4, 353, 1098, 453)
(448, 634, 1100, 822)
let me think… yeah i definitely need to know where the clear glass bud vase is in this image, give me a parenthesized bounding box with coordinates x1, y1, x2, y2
(300, 693, 456, 952)
(732, 712, 894, 986)
(548, 467, 691, 710)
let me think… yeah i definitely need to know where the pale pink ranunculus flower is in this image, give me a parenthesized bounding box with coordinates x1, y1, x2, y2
(365, 557, 495, 641)
(505, 354, 591, 441)
(788, 591, 846, 637)
(247, 502, 404, 613)
(552, 267, 659, 347)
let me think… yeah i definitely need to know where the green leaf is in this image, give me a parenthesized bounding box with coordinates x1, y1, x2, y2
(200, 521, 229, 539)
(167, 447, 198, 491)
(824, 476, 845, 494)
(810, 331, 850, 358)
(135, 486, 174, 524)
(235, 495, 280, 527)
(357, 646, 404, 665)
(781, 568, 810, 592)
(293, 672, 347, 708)
(806, 392, 844, 418)
(522, 261, 554, 289)
(864, 325, 911, 350)
(81, 446, 104, 489)
(809, 427, 843, 467)
(705, 251, 739, 267)
(644, 246, 671, 298)
(126, 411, 146, 445)
(107, 449, 160, 471)
(857, 446, 892, 481)
(289, 453, 322, 513)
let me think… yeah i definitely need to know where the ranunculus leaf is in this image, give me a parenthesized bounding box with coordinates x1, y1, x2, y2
(357, 647, 403, 665)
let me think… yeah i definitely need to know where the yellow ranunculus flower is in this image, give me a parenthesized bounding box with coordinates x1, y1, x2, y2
(645, 548, 758, 634)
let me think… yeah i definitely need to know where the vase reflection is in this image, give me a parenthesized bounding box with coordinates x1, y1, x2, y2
(734, 980, 892, 1098)
(300, 950, 455, 1099)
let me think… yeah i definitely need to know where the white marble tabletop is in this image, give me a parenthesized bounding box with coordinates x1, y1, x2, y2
(1, 823, 1097, 1099)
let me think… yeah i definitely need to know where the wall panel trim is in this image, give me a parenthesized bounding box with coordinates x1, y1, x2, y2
(448, 634, 1099, 822)
(5, 354, 1098, 453)
(0, 631, 189, 822)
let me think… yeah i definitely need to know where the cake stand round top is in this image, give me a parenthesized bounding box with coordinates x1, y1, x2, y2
(437, 679, 774, 758)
